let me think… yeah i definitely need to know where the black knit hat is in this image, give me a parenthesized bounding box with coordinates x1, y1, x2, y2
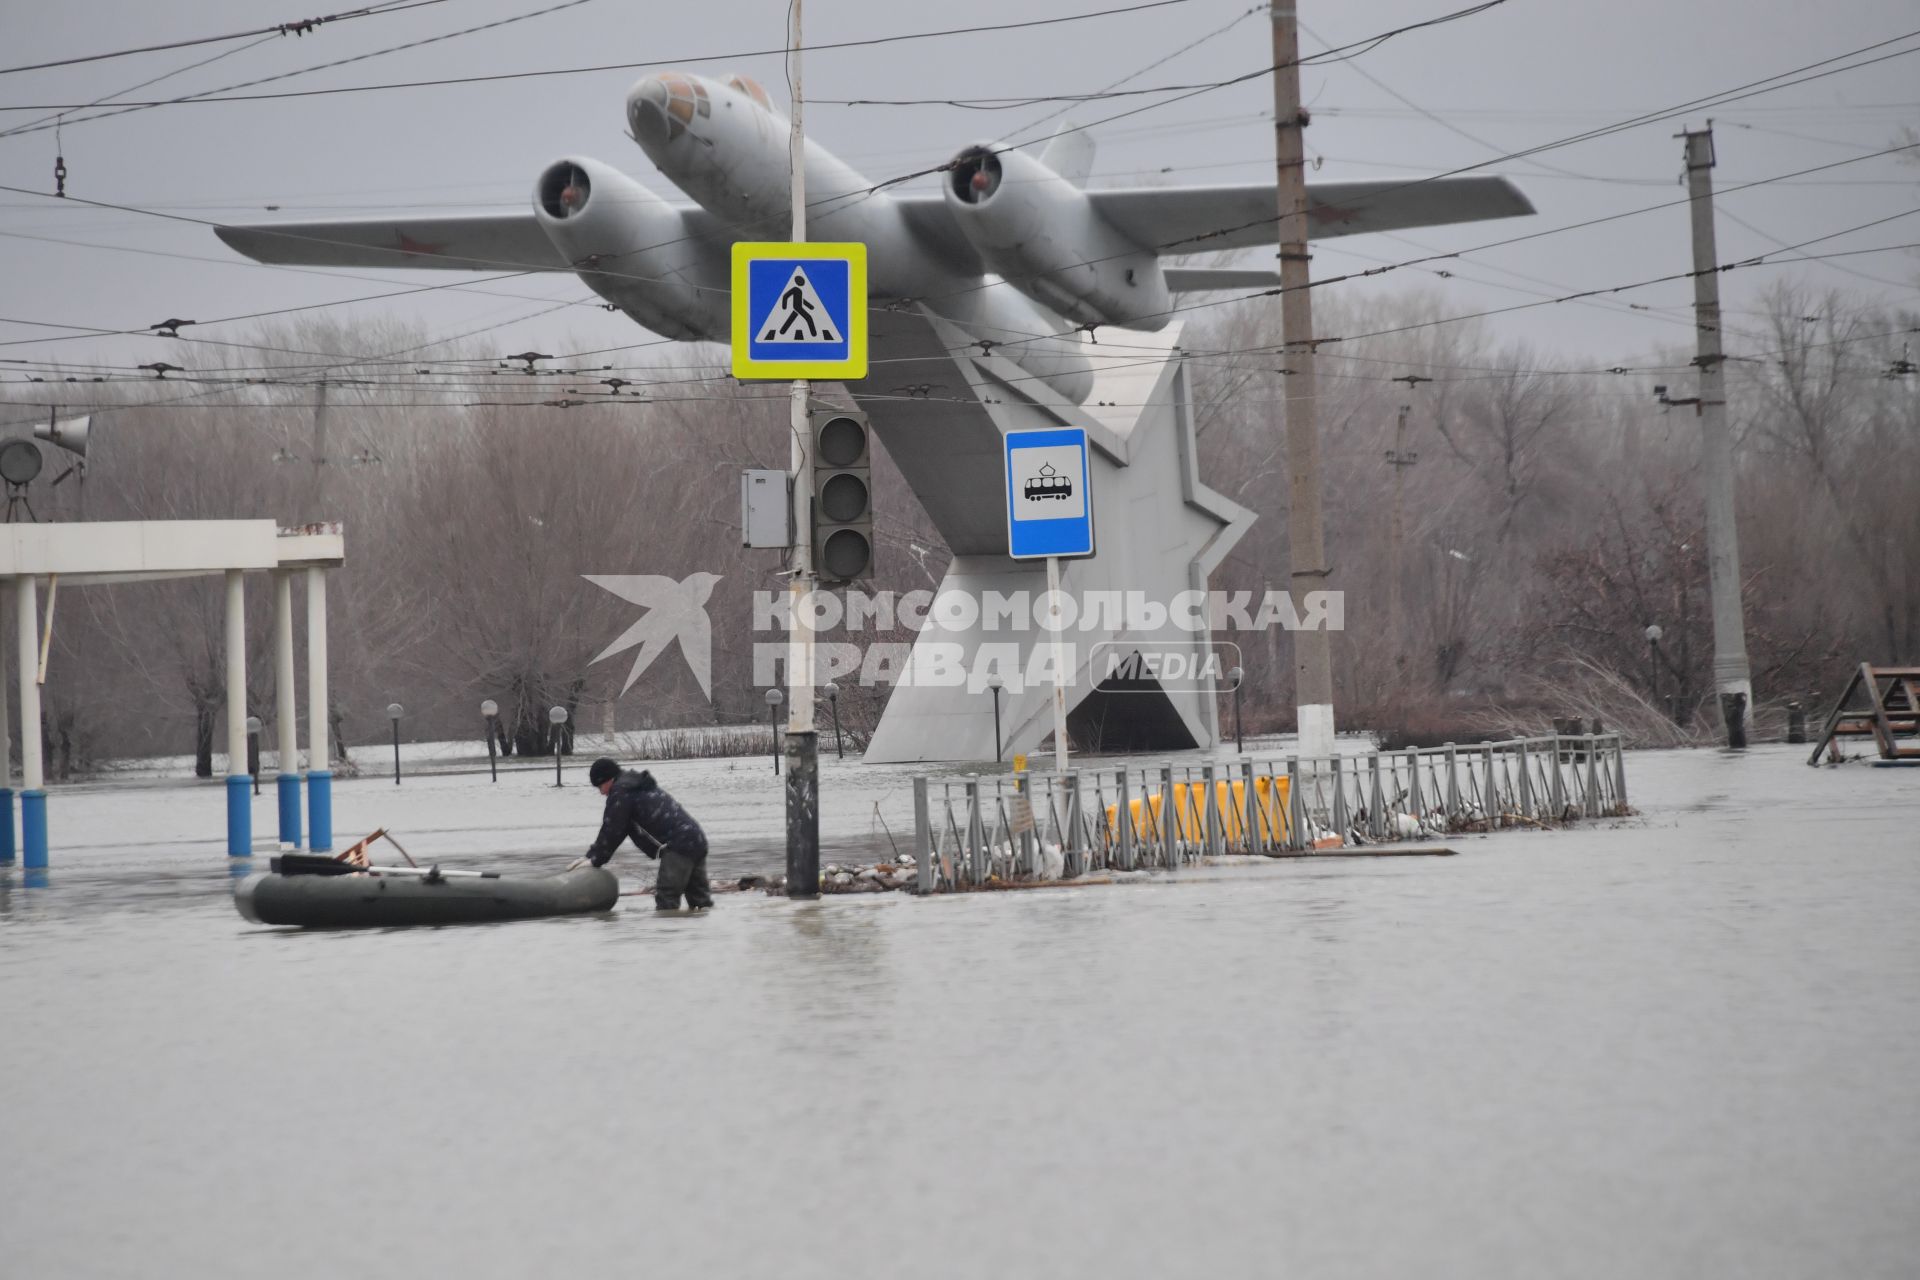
(588, 757, 621, 787)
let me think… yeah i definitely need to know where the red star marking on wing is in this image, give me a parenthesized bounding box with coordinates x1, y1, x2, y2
(392, 230, 448, 256)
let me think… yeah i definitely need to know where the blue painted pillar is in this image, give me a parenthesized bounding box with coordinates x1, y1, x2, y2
(16, 577, 46, 866)
(224, 569, 250, 857)
(225, 774, 251, 858)
(277, 772, 303, 850)
(272, 571, 301, 848)
(306, 567, 332, 852)
(308, 769, 333, 852)
(21, 788, 46, 869)
(1, 579, 11, 865)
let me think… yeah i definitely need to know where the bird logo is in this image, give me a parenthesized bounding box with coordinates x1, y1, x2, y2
(583, 572, 722, 700)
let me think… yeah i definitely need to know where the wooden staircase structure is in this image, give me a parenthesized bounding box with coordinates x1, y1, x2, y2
(1808, 664, 1920, 764)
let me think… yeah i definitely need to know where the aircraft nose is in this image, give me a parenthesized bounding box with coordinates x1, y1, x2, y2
(626, 72, 707, 148)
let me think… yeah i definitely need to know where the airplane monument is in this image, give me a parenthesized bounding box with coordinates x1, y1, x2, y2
(216, 71, 1533, 762)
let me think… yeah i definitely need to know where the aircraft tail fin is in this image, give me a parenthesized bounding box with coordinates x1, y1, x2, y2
(1038, 130, 1096, 186)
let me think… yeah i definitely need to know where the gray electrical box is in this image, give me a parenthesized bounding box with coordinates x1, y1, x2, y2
(740, 468, 791, 549)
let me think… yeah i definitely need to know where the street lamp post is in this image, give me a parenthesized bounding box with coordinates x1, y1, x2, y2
(986, 673, 1004, 763)
(548, 705, 567, 786)
(1227, 666, 1245, 753)
(1645, 624, 1664, 720)
(765, 688, 784, 775)
(386, 702, 404, 785)
(825, 682, 843, 761)
(245, 715, 262, 796)
(480, 699, 498, 782)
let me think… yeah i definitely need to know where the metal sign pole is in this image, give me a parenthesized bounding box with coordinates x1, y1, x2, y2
(784, 0, 821, 898)
(1047, 554, 1069, 773)
(1004, 428, 1092, 775)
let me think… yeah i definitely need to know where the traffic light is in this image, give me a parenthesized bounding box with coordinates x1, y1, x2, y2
(810, 404, 873, 584)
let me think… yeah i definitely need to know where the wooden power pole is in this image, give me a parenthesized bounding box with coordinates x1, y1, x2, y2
(1271, 2, 1337, 758)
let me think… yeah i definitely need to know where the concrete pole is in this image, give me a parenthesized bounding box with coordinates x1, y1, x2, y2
(224, 569, 250, 856)
(16, 577, 46, 867)
(1681, 125, 1753, 747)
(783, 0, 820, 899)
(1271, 2, 1336, 759)
(305, 566, 333, 851)
(308, 380, 331, 525)
(273, 570, 301, 849)
(0, 581, 12, 865)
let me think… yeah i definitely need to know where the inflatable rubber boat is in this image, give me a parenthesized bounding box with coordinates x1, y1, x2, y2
(235, 855, 619, 928)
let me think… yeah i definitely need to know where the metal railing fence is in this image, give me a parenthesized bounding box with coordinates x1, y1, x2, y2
(911, 735, 1628, 893)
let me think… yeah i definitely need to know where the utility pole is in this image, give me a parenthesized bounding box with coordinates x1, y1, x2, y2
(1680, 124, 1752, 748)
(1384, 404, 1415, 676)
(308, 379, 330, 525)
(1271, 1, 1336, 759)
(784, 0, 821, 898)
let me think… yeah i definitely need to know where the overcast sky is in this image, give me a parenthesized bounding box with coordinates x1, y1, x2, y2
(2, 0, 1916, 386)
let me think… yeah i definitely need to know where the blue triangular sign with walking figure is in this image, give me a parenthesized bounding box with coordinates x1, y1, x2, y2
(758, 266, 839, 344)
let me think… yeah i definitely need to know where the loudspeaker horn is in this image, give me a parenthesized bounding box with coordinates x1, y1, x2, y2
(35, 413, 88, 458)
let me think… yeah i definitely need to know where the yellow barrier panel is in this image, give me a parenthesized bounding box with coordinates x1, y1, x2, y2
(1105, 776, 1291, 851)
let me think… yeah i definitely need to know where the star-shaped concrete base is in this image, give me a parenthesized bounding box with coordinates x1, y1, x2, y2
(854, 310, 1254, 764)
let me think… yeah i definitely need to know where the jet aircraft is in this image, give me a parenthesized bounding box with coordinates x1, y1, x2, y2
(215, 71, 1533, 403)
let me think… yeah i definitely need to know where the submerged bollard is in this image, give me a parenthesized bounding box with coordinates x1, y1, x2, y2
(21, 788, 46, 869)
(0, 785, 12, 864)
(277, 772, 302, 850)
(226, 774, 252, 858)
(1786, 701, 1807, 745)
(308, 769, 333, 853)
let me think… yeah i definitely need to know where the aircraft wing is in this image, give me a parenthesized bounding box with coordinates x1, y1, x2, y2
(892, 175, 1531, 270)
(1088, 176, 1534, 252)
(214, 213, 574, 272)
(1164, 268, 1282, 292)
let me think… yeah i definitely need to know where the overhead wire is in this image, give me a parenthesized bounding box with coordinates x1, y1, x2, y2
(5, 5, 1915, 389)
(0, 0, 1205, 114)
(0, 1, 455, 76)
(0, 0, 598, 139)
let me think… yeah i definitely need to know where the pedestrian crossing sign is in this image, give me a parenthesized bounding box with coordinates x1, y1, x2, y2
(731, 242, 867, 380)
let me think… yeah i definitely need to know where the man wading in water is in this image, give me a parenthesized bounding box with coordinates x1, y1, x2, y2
(581, 758, 713, 910)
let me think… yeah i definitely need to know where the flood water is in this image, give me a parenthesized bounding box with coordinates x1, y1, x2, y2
(2, 745, 1915, 1277)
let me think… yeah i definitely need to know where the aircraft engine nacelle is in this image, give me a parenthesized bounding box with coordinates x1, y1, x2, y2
(533, 156, 725, 341)
(944, 144, 1170, 331)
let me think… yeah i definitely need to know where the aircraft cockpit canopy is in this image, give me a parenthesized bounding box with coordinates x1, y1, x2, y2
(723, 73, 773, 111)
(631, 72, 711, 143)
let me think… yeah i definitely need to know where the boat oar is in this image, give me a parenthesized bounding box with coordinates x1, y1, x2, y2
(378, 831, 419, 867)
(270, 853, 500, 880)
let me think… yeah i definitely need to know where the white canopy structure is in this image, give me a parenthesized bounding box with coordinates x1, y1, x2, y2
(0, 520, 345, 866)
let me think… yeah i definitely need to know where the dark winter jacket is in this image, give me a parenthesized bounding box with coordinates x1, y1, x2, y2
(585, 769, 708, 867)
